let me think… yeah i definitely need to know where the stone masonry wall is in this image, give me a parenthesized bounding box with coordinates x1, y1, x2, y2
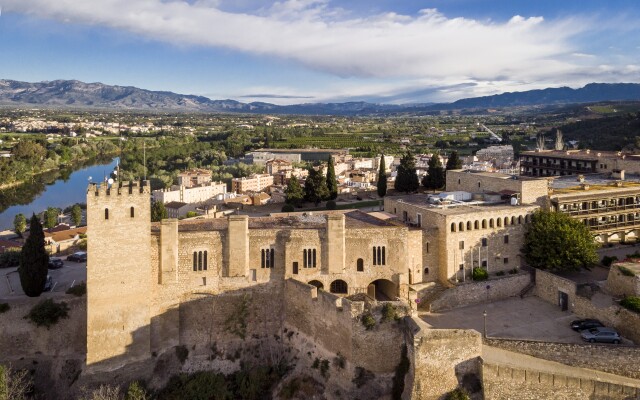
(484, 338, 640, 380)
(606, 264, 640, 297)
(431, 272, 531, 312)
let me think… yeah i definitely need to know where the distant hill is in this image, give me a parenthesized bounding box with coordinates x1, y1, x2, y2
(1, 79, 640, 115)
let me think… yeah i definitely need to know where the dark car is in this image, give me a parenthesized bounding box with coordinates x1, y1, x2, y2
(48, 257, 64, 269)
(571, 319, 604, 331)
(66, 251, 87, 262)
(581, 327, 621, 344)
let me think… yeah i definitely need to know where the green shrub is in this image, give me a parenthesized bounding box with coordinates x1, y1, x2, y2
(618, 266, 636, 277)
(312, 358, 320, 369)
(508, 268, 518, 274)
(620, 296, 640, 313)
(495, 271, 505, 276)
(125, 381, 149, 400)
(0, 250, 21, 269)
(361, 313, 376, 330)
(381, 303, 397, 322)
(319, 359, 330, 378)
(602, 255, 618, 267)
(281, 204, 295, 212)
(0, 303, 9, 313)
(326, 200, 337, 210)
(472, 267, 488, 281)
(626, 251, 640, 259)
(446, 388, 470, 400)
(66, 282, 86, 297)
(25, 299, 69, 328)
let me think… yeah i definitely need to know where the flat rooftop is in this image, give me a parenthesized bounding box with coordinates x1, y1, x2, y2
(451, 169, 542, 181)
(390, 194, 536, 216)
(551, 173, 640, 196)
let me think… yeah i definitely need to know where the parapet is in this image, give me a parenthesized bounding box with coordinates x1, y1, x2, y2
(88, 180, 151, 196)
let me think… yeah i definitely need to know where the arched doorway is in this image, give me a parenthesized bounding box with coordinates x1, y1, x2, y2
(329, 279, 348, 294)
(367, 279, 397, 301)
(308, 280, 324, 290)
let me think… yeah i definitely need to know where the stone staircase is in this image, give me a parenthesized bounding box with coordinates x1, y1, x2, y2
(416, 282, 449, 312)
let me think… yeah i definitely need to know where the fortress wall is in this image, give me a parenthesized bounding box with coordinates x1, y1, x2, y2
(605, 264, 640, 297)
(431, 272, 531, 312)
(484, 338, 640, 380)
(483, 363, 638, 400)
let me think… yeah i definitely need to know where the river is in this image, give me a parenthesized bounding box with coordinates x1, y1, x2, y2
(0, 157, 119, 230)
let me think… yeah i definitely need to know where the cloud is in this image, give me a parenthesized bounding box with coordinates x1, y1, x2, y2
(2, 0, 588, 82)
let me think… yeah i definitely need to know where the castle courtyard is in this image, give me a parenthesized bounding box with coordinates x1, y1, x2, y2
(422, 296, 635, 345)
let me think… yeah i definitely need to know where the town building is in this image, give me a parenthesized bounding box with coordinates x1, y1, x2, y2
(152, 182, 227, 204)
(177, 169, 212, 188)
(164, 201, 197, 219)
(520, 149, 640, 177)
(231, 174, 274, 194)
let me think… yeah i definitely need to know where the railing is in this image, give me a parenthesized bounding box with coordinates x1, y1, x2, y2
(560, 203, 640, 215)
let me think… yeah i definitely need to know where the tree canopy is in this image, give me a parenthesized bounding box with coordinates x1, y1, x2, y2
(13, 214, 26, 238)
(523, 210, 599, 272)
(151, 201, 168, 222)
(285, 175, 304, 206)
(325, 156, 338, 200)
(304, 168, 329, 206)
(19, 215, 49, 297)
(43, 207, 60, 229)
(71, 204, 83, 227)
(394, 152, 419, 193)
(377, 154, 387, 197)
(422, 154, 445, 191)
(445, 151, 462, 170)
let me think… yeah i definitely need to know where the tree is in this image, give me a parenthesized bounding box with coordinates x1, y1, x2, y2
(304, 168, 329, 206)
(19, 215, 49, 297)
(285, 175, 304, 206)
(325, 156, 338, 200)
(394, 152, 419, 193)
(377, 154, 387, 197)
(422, 154, 445, 191)
(151, 201, 167, 222)
(13, 213, 26, 238)
(43, 207, 60, 229)
(445, 151, 462, 170)
(71, 204, 83, 227)
(0, 364, 33, 400)
(523, 210, 599, 272)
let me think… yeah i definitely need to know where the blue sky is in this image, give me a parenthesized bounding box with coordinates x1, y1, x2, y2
(1, 0, 639, 104)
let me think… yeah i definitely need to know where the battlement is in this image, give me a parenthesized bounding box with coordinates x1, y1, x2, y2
(88, 180, 151, 196)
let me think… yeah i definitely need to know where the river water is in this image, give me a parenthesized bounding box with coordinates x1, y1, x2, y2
(0, 157, 119, 230)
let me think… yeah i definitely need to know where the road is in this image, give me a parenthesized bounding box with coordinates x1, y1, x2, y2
(1, 259, 86, 299)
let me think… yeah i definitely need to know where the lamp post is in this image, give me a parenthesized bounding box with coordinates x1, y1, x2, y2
(483, 310, 487, 338)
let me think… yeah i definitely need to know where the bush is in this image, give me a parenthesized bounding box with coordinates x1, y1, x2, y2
(618, 266, 636, 277)
(446, 388, 470, 400)
(326, 200, 337, 210)
(0, 250, 21, 269)
(333, 353, 346, 369)
(25, 299, 69, 328)
(508, 268, 518, 274)
(66, 281, 86, 297)
(472, 267, 488, 281)
(495, 271, 505, 276)
(626, 251, 640, 259)
(0, 303, 9, 313)
(126, 381, 149, 400)
(381, 303, 397, 322)
(281, 204, 295, 212)
(602, 255, 618, 267)
(361, 313, 376, 330)
(620, 296, 640, 313)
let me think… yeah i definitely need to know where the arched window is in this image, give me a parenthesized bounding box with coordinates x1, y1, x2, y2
(104, 208, 109, 220)
(424, 267, 430, 274)
(193, 252, 197, 271)
(497, 218, 502, 227)
(203, 251, 208, 270)
(330, 280, 348, 294)
(451, 223, 456, 232)
(489, 219, 494, 228)
(467, 221, 472, 230)
(511, 216, 516, 225)
(130, 207, 135, 218)
(504, 217, 509, 226)
(482, 220, 487, 229)
(518, 216, 523, 224)
(459, 222, 464, 232)
(357, 258, 364, 272)
(373, 246, 386, 266)
(525, 214, 530, 223)
(198, 251, 203, 271)
(474, 220, 479, 229)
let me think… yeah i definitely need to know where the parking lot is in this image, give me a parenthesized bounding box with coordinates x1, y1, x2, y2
(422, 296, 633, 344)
(1, 258, 87, 298)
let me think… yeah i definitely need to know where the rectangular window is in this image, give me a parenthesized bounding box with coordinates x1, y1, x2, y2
(312, 249, 316, 268)
(481, 238, 487, 247)
(303, 249, 308, 268)
(426, 242, 429, 254)
(417, 213, 422, 228)
(459, 264, 464, 270)
(459, 241, 464, 250)
(504, 235, 509, 244)
(504, 257, 509, 264)
(372, 246, 386, 266)
(481, 260, 487, 268)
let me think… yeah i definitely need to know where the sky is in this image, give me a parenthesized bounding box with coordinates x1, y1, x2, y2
(1, 0, 639, 105)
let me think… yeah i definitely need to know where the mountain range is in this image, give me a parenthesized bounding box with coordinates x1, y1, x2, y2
(1, 79, 640, 115)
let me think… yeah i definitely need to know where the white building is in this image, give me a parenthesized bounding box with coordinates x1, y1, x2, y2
(152, 182, 227, 204)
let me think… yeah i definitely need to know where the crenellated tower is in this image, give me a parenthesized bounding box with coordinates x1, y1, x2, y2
(86, 180, 152, 368)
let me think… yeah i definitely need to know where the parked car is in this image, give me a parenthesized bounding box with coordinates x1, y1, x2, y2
(571, 319, 604, 331)
(66, 251, 87, 262)
(581, 327, 621, 344)
(48, 257, 64, 269)
(43, 275, 53, 292)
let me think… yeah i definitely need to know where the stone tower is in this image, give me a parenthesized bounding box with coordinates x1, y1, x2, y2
(86, 180, 151, 368)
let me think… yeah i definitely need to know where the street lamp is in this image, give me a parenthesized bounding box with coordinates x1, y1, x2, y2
(483, 310, 487, 338)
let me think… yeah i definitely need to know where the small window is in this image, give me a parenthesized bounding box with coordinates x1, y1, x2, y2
(474, 221, 479, 229)
(504, 257, 509, 264)
(130, 207, 135, 218)
(489, 219, 494, 228)
(203, 251, 208, 270)
(504, 235, 509, 244)
(481, 260, 487, 268)
(198, 251, 203, 271)
(451, 223, 456, 232)
(481, 238, 487, 247)
(426, 242, 429, 254)
(459, 264, 464, 270)
(459, 241, 464, 250)
(357, 258, 364, 272)
(373, 246, 386, 266)
(424, 267, 429, 274)
(193, 252, 197, 271)
(105, 208, 109, 220)
(478, 181, 481, 188)
(202, 277, 207, 286)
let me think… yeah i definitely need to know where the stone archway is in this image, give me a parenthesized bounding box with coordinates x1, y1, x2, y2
(329, 279, 348, 294)
(308, 280, 324, 290)
(367, 279, 398, 301)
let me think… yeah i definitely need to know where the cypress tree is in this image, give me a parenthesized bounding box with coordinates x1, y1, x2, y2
(326, 156, 338, 200)
(446, 151, 462, 170)
(285, 175, 304, 206)
(422, 154, 445, 191)
(304, 168, 329, 206)
(19, 215, 49, 297)
(377, 154, 387, 197)
(394, 152, 419, 193)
